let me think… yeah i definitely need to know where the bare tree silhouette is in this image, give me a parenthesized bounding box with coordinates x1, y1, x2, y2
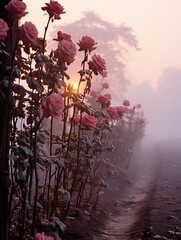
(51, 11, 140, 102)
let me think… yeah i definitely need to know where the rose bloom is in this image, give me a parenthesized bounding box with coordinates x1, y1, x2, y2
(88, 54, 106, 75)
(0, 18, 9, 41)
(42, 93, 64, 118)
(35, 232, 54, 240)
(4, 0, 28, 20)
(54, 31, 72, 42)
(97, 94, 111, 105)
(136, 103, 142, 109)
(90, 90, 98, 98)
(41, 0, 65, 20)
(106, 107, 118, 120)
(82, 114, 98, 130)
(77, 35, 97, 53)
(101, 82, 109, 89)
(19, 21, 38, 46)
(54, 39, 76, 64)
(123, 99, 130, 107)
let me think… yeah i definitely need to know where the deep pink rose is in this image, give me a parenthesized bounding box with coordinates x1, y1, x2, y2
(54, 39, 77, 64)
(0, 18, 9, 41)
(101, 82, 109, 89)
(54, 31, 72, 42)
(123, 99, 130, 107)
(19, 21, 38, 46)
(41, 1, 65, 20)
(4, 0, 28, 20)
(97, 94, 111, 105)
(35, 232, 54, 240)
(106, 107, 118, 120)
(42, 93, 64, 118)
(77, 35, 97, 53)
(82, 114, 98, 130)
(88, 54, 106, 75)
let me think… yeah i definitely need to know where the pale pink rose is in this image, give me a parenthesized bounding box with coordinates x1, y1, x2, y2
(19, 21, 38, 46)
(54, 39, 77, 64)
(106, 107, 118, 120)
(54, 31, 72, 42)
(0, 18, 9, 41)
(71, 114, 80, 124)
(101, 82, 109, 89)
(77, 35, 97, 53)
(88, 54, 106, 75)
(136, 103, 142, 109)
(123, 99, 130, 107)
(90, 90, 98, 98)
(41, 1, 65, 20)
(35, 232, 54, 240)
(4, 0, 28, 20)
(42, 93, 64, 118)
(82, 114, 98, 130)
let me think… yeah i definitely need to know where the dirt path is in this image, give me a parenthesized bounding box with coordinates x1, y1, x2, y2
(64, 143, 181, 240)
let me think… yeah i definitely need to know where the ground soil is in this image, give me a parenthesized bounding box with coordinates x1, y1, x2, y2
(63, 141, 181, 240)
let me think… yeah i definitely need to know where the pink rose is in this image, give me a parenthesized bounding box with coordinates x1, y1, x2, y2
(54, 31, 72, 42)
(54, 39, 77, 64)
(77, 35, 97, 53)
(41, 1, 65, 20)
(106, 107, 118, 120)
(123, 99, 130, 107)
(97, 94, 111, 105)
(101, 82, 109, 89)
(4, 0, 28, 20)
(42, 93, 64, 118)
(82, 114, 98, 130)
(0, 18, 9, 41)
(19, 21, 38, 46)
(35, 232, 54, 240)
(88, 54, 106, 75)
(136, 103, 142, 109)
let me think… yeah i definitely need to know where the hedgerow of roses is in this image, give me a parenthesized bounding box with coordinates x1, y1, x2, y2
(0, 0, 146, 239)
